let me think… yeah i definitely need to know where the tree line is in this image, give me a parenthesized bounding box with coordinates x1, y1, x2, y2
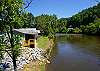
(19, 3, 100, 36)
(1, 3, 100, 36)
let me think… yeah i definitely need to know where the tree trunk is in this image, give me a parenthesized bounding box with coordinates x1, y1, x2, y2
(13, 55, 17, 71)
(10, 26, 17, 71)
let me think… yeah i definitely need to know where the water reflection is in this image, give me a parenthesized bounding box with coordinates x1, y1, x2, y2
(46, 35, 100, 71)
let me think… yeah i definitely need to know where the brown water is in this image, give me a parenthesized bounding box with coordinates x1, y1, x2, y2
(46, 35, 100, 71)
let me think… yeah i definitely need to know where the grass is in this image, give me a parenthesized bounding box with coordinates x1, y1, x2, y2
(37, 36, 50, 49)
(38, 62, 45, 71)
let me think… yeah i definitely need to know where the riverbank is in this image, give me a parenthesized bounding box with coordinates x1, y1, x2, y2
(55, 33, 100, 36)
(55, 33, 83, 36)
(21, 36, 53, 71)
(0, 36, 53, 71)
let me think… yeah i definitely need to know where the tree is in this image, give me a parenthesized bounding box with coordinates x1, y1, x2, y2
(56, 18, 67, 33)
(0, 0, 33, 71)
(72, 27, 82, 34)
(22, 12, 35, 28)
(34, 14, 58, 36)
(67, 3, 100, 28)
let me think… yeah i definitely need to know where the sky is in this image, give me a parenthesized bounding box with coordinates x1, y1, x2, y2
(26, 0, 98, 18)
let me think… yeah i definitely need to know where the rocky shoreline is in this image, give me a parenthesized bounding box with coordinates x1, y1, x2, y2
(0, 47, 50, 71)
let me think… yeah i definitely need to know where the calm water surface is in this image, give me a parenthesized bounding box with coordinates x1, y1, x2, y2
(46, 35, 100, 71)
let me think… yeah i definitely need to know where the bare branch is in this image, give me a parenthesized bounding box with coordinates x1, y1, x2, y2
(95, 0, 100, 3)
(19, 0, 33, 14)
(5, 50, 13, 59)
(0, 49, 13, 59)
(24, 0, 33, 9)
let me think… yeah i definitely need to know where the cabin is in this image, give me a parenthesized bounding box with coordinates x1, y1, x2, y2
(13, 28, 40, 48)
(68, 25, 73, 30)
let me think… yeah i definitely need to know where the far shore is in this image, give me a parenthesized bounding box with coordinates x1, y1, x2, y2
(55, 33, 83, 36)
(55, 33, 100, 36)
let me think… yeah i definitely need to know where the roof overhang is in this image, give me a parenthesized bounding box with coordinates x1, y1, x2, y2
(13, 28, 40, 35)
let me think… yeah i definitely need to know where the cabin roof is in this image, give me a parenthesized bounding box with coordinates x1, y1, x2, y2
(13, 28, 40, 34)
(68, 28, 73, 30)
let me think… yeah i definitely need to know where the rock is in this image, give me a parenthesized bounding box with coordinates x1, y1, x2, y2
(0, 47, 49, 71)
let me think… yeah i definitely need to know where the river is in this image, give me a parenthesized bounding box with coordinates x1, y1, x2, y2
(46, 35, 100, 71)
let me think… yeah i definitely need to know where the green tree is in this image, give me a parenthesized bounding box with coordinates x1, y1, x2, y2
(72, 27, 82, 34)
(0, 0, 32, 71)
(67, 3, 100, 28)
(56, 18, 67, 33)
(34, 14, 58, 36)
(80, 25, 86, 34)
(22, 12, 35, 28)
(84, 23, 97, 34)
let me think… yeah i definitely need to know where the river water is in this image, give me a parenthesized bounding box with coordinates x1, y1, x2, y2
(46, 35, 100, 71)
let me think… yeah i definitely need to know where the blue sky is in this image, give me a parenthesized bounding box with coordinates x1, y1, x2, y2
(26, 0, 98, 18)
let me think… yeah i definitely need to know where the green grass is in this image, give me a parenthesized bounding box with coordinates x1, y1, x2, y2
(32, 61, 45, 71)
(37, 36, 49, 49)
(39, 63, 45, 71)
(36, 36, 51, 71)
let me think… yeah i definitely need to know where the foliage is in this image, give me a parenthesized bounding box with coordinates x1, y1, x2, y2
(22, 3, 100, 35)
(67, 3, 99, 27)
(0, 0, 29, 71)
(72, 27, 82, 34)
(34, 14, 58, 36)
(66, 3, 100, 34)
(24, 14, 68, 36)
(22, 12, 35, 28)
(0, 0, 24, 29)
(56, 18, 67, 33)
